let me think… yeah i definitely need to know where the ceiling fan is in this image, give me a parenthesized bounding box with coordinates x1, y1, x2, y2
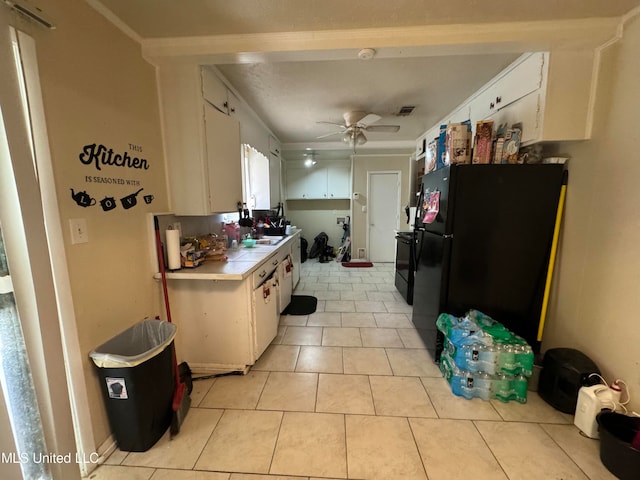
(317, 111, 400, 147)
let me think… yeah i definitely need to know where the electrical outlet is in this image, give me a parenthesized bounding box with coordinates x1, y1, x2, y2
(69, 218, 88, 244)
(337, 217, 345, 224)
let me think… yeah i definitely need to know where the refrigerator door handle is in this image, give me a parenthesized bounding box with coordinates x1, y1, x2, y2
(413, 230, 424, 271)
(443, 234, 454, 239)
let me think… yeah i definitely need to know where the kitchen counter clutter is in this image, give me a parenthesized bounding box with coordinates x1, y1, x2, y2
(155, 230, 301, 374)
(153, 234, 294, 281)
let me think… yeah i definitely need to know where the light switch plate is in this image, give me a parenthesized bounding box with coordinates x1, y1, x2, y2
(69, 218, 88, 244)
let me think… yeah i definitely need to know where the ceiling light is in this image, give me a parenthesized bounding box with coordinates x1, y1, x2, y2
(342, 129, 367, 146)
(304, 158, 316, 167)
(357, 48, 376, 60)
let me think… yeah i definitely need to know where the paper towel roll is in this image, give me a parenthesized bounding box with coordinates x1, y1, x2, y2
(166, 229, 181, 270)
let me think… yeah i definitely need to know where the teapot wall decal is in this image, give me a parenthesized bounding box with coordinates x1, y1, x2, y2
(70, 188, 96, 207)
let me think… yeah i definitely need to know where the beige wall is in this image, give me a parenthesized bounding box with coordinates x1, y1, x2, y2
(351, 154, 412, 258)
(286, 199, 351, 252)
(27, 1, 168, 447)
(544, 14, 640, 411)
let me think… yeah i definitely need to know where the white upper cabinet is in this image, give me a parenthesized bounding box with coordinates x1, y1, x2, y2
(469, 52, 545, 124)
(286, 162, 351, 200)
(420, 51, 597, 147)
(269, 152, 282, 205)
(202, 66, 237, 115)
(204, 103, 242, 212)
(269, 135, 281, 157)
(327, 165, 351, 199)
(478, 51, 595, 144)
(158, 64, 242, 215)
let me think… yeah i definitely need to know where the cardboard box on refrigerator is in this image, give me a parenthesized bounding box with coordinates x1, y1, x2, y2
(426, 138, 438, 172)
(472, 120, 494, 164)
(445, 122, 472, 165)
(436, 124, 447, 169)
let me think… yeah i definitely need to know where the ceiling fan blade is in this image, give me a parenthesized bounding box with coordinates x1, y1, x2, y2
(365, 125, 401, 133)
(316, 121, 346, 127)
(357, 113, 381, 127)
(316, 130, 344, 139)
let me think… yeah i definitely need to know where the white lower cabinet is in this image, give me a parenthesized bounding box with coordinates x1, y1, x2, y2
(291, 234, 301, 288)
(167, 241, 297, 374)
(276, 255, 293, 314)
(168, 279, 255, 373)
(252, 273, 278, 359)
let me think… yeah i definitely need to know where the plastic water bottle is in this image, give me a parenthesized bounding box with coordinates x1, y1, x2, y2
(473, 373, 493, 400)
(513, 375, 528, 403)
(497, 344, 517, 375)
(514, 344, 534, 376)
(477, 345, 498, 374)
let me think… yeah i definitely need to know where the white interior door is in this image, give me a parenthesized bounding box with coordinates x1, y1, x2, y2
(368, 172, 400, 262)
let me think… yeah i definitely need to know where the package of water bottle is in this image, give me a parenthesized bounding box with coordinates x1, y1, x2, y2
(440, 352, 528, 403)
(445, 338, 534, 377)
(436, 312, 491, 345)
(438, 310, 535, 377)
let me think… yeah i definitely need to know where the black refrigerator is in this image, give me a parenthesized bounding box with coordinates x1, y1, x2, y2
(411, 164, 567, 362)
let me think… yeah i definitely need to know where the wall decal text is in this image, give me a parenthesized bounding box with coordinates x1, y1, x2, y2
(79, 143, 149, 171)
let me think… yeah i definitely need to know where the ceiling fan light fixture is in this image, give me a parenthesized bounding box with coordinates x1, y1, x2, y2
(342, 129, 367, 146)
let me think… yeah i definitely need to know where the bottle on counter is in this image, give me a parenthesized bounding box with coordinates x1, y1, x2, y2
(221, 222, 229, 247)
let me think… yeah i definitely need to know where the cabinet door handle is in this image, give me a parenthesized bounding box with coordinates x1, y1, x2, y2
(272, 259, 279, 266)
(489, 102, 495, 109)
(259, 270, 267, 278)
(496, 96, 502, 104)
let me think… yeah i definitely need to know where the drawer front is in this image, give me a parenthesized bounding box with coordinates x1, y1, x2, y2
(252, 260, 276, 287)
(252, 244, 293, 287)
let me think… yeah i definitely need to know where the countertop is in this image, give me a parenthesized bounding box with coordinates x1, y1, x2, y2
(154, 230, 301, 281)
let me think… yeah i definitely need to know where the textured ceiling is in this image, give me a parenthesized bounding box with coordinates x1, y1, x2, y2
(91, 0, 640, 159)
(215, 54, 519, 145)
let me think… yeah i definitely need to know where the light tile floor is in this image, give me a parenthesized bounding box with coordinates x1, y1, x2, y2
(91, 261, 616, 480)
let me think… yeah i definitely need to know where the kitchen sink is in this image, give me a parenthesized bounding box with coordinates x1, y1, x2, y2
(256, 236, 286, 246)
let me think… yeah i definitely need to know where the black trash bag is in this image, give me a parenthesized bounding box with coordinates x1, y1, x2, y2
(319, 245, 336, 263)
(300, 237, 308, 263)
(308, 232, 328, 259)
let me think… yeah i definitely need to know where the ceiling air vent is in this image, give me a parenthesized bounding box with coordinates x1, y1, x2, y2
(5, 0, 56, 29)
(396, 106, 415, 117)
